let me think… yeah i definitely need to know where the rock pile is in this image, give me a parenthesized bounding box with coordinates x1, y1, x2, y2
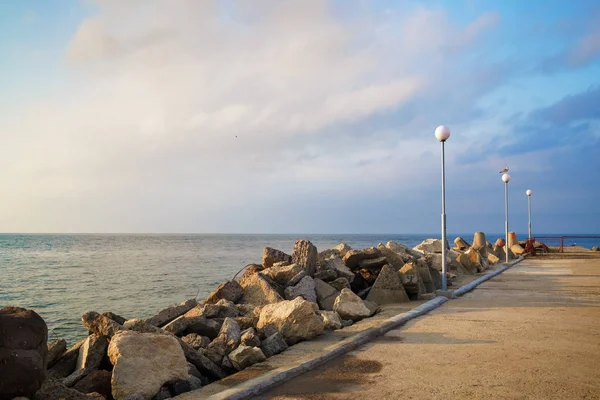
(3, 235, 503, 400)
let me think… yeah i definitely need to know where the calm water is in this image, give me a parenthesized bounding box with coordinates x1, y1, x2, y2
(1, 233, 598, 344)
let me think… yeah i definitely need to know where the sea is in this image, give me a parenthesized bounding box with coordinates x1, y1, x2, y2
(1, 233, 598, 345)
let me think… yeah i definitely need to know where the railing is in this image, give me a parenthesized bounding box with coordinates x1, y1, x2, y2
(531, 236, 600, 253)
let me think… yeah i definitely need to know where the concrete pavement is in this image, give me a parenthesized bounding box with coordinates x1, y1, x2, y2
(255, 254, 600, 399)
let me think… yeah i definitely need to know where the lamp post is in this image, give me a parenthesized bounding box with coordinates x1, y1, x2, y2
(502, 173, 511, 263)
(526, 189, 532, 239)
(435, 125, 450, 290)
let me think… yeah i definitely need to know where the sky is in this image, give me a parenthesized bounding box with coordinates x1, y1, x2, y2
(0, 0, 599, 234)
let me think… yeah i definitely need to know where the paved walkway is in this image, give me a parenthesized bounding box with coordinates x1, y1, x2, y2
(255, 255, 600, 399)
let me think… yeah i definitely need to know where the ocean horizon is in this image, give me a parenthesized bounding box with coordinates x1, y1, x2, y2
(2, 233, 599, 344)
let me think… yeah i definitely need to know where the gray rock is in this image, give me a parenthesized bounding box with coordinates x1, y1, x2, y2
(205, 318, 241, 365)
(187, 362, 202, 379)
(287, 270, 307, 287)
(163, 315, 220, 339)
(333, 289, 372, 321)
(260, 332, 288, 357)
(328, 277, 351, 292)
(239, 273, 284, 307)
(47, 339, 85, 379)
(318, 311, 342, 330)
(318, 248, 341, 262)
(321, 256, 355, 282)
(377, 244, 412, 269)
(416, 259, 435, 293)
(205, 280, 244, 305)
(146, 298, 197, 328)
(341, 319, 354, 328)
(366, 264, 410, 304)
(363, 300, 380, 316)
(47, 339, 67, 368)
(240, 328, 261, 347)
(81, 311, 123, 338)
(262, 247, 293, 268)
(63, 367, 90, 388)
(34, 378, 98, 400)
(428, 265, 442, 290)
(257, 297, 325, 345)
(314, 278, 340, 311)
(200, 299, 239, 318)
(221, 355, 237, 375)
(101, 311, 127, 325)
(292, 240, 318, 277)
(342, 247, 380, 269)
(387, 240, 424, 259)
(178, 340, 226, 381)
(359, 256, 388, 270)
(233, 316, 255, 331)
(72, 370, 112, 400)
(182, 333, 211, 350)
(314, 269, 338, 281)
(284, 276, 317, 303)
(122, 318, 163, 333)
(108, 331, 188, 400)
(75, 334, 107, 371)
(399, 262, 425, 298)
(228, 346, 266, 371)
(261, 263, 304, 286)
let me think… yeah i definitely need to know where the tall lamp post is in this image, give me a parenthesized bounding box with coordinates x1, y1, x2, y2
(435, 125, 450, 290)
(526, 189, 532, 239)
(502, 173, 511, 263)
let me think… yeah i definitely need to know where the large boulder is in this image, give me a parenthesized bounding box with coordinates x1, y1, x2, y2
(240, 328, 261, 347)
(413, 238, 448, 254)
(284, 276, 317, 303)
(488, 252, 500, 264)
(328, 277, 351, 292)
(333, 243, 353, 258)
(260, 332, 288, 357)
(34, 378, 98, 400)
(314, 278, 340, 311)
(199, 299, 239, 319)
(261, 263, 303, 285)
(0, 307, 48, 400)
(386, 241, 422, 259)
(366, 264, 410, 304)
(163, 315, 220, 339)
(333, 289, 371, 322)
(177, 340, 226, 381)
(314, 269, 338, 281)
(472, 232, 487, 250)
(457, 248, 483, 274)
(256, 297, 324, 345)
(239, 273, 284, 307)
(424, 253, 451, 272)
(205, 281, 244, 305)
(182, 333, 211, 350)
(108, 331, 188, 400)
(511, 244, 525, 256)
(454, 237, 470, 250)
(47, 339, 86, 379)
(428, 265, 442, 290)
(146, 298, 197, 327)
(81, 311, 123, 338)
(262, 247, 292, 268)
(376, 244, 410, 269)
(318, 311, 342, 330)
(415, 259, 435, 293)
(76, 334, 108, 371)
(321, 256, 354, 282)
(205, 318, 241, 365)
(47, 339, 67, 368)
(292, 240, 318, 277)
(342, 248, 380, 269)
(358, 256, 388, 270)
(399, 262, 426, 298)
(102, 312, 127, 325)
(318, 248, 341, 262)
(228, 346, 266, 371)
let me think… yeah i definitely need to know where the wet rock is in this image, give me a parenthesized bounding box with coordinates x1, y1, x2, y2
(454, 237, 471, 251)
(333, 289, 371, 322)
(261, 263, 303, 286)
(284, 276, 317, 303)
(262, 247, 293, 269)
(292, 240, 318, 277)
(73, 370, 112, 400)
(321, 256, 354, 282)
(318, 311, 342, 330)
(342, 248, 380, 269)
(177, 340, 225, 381)
(287, 270, 307, 287)
(181, 333, 210, 350)
(240, 328, 261, 347)
(260, 332, 288, 357)
(108, 331, 188, 400)
(239, 273, 284, 307)
(146, 299, 197, 328)
(75, 334, 108, 371)
(205, 318, 241, 365)
(47, 339, 85, 379)
(34, 378, 98, 400)
(328, 277, 351, 292)
(101, 312, 127, 325)
(314, 278, 340, 311)
(47, 339, 67, 368)
(0, 307, 48, 400)
(257, 297, 324, 345)
(313, 269, 338, 281)
(205, 280, 244, 305)
(366, 264, 410, 304)
(81, 311, 123, 338)
(228, 346, 266, 371)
